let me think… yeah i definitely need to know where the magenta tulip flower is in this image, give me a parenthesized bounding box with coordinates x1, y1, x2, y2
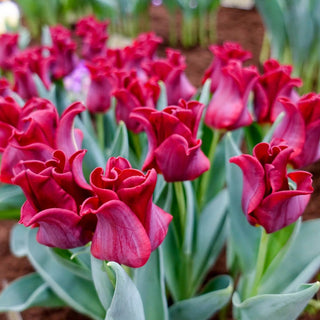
(0, 33, 19, 70)
(202, 41, 252, 93)
(253, 59, 302, 123)
(80, 157, 172, 268)
(13, 149, 93, 248)
(230, 141, 313, 233)
(131, 99, 210, 182)
(204, 60, 259, 131)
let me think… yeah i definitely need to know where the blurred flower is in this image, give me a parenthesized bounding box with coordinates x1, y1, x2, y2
(80, 157, 172, 268)
(113, 71, 160, 133)
(131, 99, 210, 182)
(205, 60, 259, 131)
(0, 32, 19, 70)
(144, 48, 196, 105)
(202, 41, 252, 93)
(76, 15, 109, 61)
(230, 141, 313, 233)
(0, 77, 11, 97)
(0, 0, 20, 34)
(253, 59, 302, 123)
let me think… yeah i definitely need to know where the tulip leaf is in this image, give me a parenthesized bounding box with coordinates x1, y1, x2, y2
(259, 219, 320, 294)
(192, 189, 228, 291)
(26, 228, 106, 320)
(169, 275, 233, 320)
(90, 256, 114, 311)
(225, 132, 260, 274)
(134, 249, 168, 320)
(255, 0, 287, 59)
(157, 81, 168, 110)
(233, 282, 320, 320)
(107, 121, 129, 159)
(105, 262, 145, 320)
(10, 223, 29, 258)
(0, 273, 65, 312)
(0, 184, 25, 219)
(198, 79, 211, 107)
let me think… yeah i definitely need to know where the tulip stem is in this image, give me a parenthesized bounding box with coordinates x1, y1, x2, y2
(174, 181, 186, 239)
(96, 113, 105, 152)
(197, 129, 220, 210)
(250, 228, 269, 297)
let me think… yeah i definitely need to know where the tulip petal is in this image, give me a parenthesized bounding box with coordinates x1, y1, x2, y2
(26, 208, 88, 248)
(229, 154, 265, 214)
(90, 200, 151, 268)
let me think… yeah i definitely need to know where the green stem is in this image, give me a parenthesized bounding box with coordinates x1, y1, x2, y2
(250, 228, 269, 297)
(308, 299, 320, 310)
(96, 113, 105, 152)
(174, 181, 186, 235)
(197, 129, 220, 210)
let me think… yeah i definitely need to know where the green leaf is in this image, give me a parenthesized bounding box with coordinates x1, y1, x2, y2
(134, 249, 168, 320)
(225, 132, 260, 274)
(192, 189, 228, 291)
(198, 79, 211, 106)
(10, 224, 28, 257)
(26, 229, 105, 320)
(91, 256, 114, 311)
(262, 111, 285, 143)
(106, 121, 129, 159)
(169, 275, 233, 320)
(0, 273, 65, 312)
(105, 262, 145, 320)
(255, 0, 287, 59)
(259, 219, 320, 294)
(233, 282, 320, 320)
(157, 81, 168, 110)
(0, 184, 25, 219)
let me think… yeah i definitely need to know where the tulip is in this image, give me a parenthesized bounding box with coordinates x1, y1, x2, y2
(80, 157, 172, 268)
(0, 32, 19, 70)
(202, 41, 252, 93)
(253, 59, 302, 123)
(131, 99, 210, 182)
(205, 60, 259, 131)
(229, 141, 313, 233)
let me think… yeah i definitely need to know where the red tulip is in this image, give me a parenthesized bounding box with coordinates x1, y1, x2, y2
(205, 60, 259, 131)
(131, 99, 210, 182)
(202, 41, 252, 93)
(80, 157, 172, 268)
(229, 141, 313, 233)
(0, 33, 19, 70)
(253, 59, 302, 123)
(12, 149, 93, 248)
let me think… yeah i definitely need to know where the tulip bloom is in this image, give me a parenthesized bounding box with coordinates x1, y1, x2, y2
(144, 48, 196, 105)
(76, 15, 109, 60)
(80, 157, 172, 268)
(13, 149, 93, 249)
(0, 99, 85, 183)
(253, 59, 302, 123)
(131, 100, 210, 182)
(205, 60, 259, 131)
(0, 33, 19, 70)
(113, 72, 160, 133)
(229, 141, 313, 233)
(202, 41, 252, 93)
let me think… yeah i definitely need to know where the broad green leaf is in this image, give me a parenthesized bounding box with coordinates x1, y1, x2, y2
(33, 74, 54, 102)
(244, 122, 263, 153)
(157, 81, 168, 110)
(105, 262, 145, 320)
(198, 79, 211, 106)
(26, 229, 105, 320)
(262, 111, 285, 143)
(10, 224, 28, 258)
(0, 273, 64, 312)
(91, 256, 114, 311)
(225, 133, 260, 274)
(260, 219, 320, 294)
(233, 282, 320, 320)
(106, 121, 129, 159)
(169, 275, 233, 320)
(0, 184, 25, 219)
(192, 189, 228, 291)
(255, 0, 287, 59)
(18, 27, 31, 49)
(134, 249, 168, 320)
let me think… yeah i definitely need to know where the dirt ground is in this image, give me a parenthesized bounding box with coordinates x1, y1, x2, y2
(0, 4, 319, 320)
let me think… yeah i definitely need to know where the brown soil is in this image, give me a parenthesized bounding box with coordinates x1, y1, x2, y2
(0, 4, 319, 320)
